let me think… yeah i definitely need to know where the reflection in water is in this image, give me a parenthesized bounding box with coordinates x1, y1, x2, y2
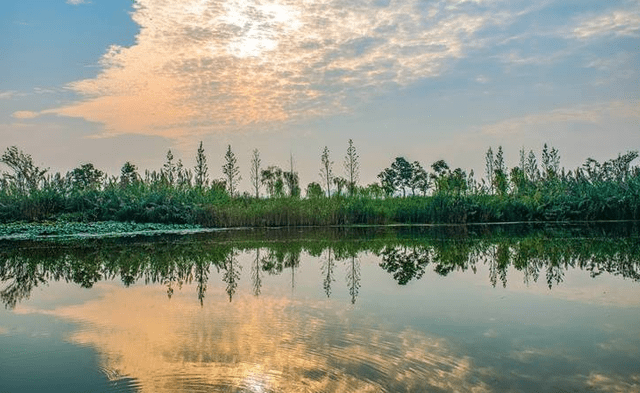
(2, 224, 640, 392)
(2, 225, 640, 308)
(18, 285, 489, 392)
(321, 248, 335, 298)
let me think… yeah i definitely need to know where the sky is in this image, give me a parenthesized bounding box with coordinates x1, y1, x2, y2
(1, 0, 639, 191)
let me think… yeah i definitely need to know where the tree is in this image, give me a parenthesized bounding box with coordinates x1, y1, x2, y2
(541, 143, 560, 181)
(377, 168, 397, 196)
(343, 139, 359, 196)
(306, 182, 324, 198)
(162, 149, 176, 186)
(120, 161, 139, 188)
(194, 141, 208, 189)
(525, 150, 539, 182)
(319, 146, 333, 197)
(249, 149, 261, 198)
(333, 176, 347, 196)
(222, 145, 241, 196)
(284, 153, 300, 197)
(410, 161, 429, 196)
(493, 146, 508, 195)
(430, 159, 450, 194)
(69, 163, 104, 192)
(0, 146, 48, 194)
(485, 147, 494, 194)
(261, 166, 283, 198)
(391, 157, 413, 197)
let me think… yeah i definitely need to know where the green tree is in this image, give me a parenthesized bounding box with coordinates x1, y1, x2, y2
(261, 166, 283, 198)
(430, 159, 450, 194)
(410, 161, 429, 196)
(541, 143, 560, 181)
(333, 176, 347, 196)
(222, 145, 241, 196)
(284, 153, 300, 198)
(69, 163, 104, 192)
(390, 157, 413, 197)
(120, 161, 139, 188)
(525, 150, 539, 183)
(162, 149, 176, 186)
(493, 146, 508, 196)
(377, 168, 397, 196)
(194, 141, 209, 189)
(0, 146, 48, 194)
(306, 182, 324, 198)
(485, 147, 494, 194)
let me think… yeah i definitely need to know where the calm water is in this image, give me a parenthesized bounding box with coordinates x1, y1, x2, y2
(1, 224, 640, 392)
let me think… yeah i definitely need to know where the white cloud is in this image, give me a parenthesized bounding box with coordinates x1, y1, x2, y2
(11, 110, 40, 119)
(573, 9, 640, 39)
(52, 0, 506, 138)
(0, 91, 16, 100)
(481, 101, 640, 137)
(66, 0, 90, 5)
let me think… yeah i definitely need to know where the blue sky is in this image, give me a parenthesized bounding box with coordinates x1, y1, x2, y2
(1, 0, 639, 190)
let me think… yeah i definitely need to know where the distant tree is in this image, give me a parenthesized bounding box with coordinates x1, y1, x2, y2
(493, 146, 508, 195)
(525, 150, 539, 182)
(343, 139, 359, 196)
(194, 141, 209, 189)
(430, 159, 450, 194)
(449, 167, 468, 195)
(0, 146, 48, 194)
(69, 163, 104, 192)
(364, 183, 385, 199)
(541, 143, 560, 181)
(410, 161, 429, 196)
(222, 145, 241, 196)
(306, 182, 324, 198)
(175, 159, 192, 188)
(162, 149, 176, 186)
(485, 147, 494, 194)
(284, 153, 300, 197)
(390, 157, 413, 197)
(333, 176, 347, 196)
(377, 168, 397, 196)
(319, 146, 333, 197)
(120, 161, 139, 188)
(261, 166, 283, 198)
(249, 149, 261, 198)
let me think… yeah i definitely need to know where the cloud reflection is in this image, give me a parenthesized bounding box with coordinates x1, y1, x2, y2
(42, 283, 490, 392)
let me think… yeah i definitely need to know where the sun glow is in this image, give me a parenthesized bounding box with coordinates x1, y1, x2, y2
(220, 0, 302, 58)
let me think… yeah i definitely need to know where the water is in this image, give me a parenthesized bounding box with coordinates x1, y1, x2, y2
(1, 224, 639, 392)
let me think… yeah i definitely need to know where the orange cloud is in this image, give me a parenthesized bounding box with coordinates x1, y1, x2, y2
(51, 0, 499, 138)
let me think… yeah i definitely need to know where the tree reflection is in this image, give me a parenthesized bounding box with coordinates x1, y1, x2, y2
(321, 248, 335, 298)
(222, 252, 240, 302)
(345, 254, 360, 304)
(379, 246, 429, 285)
(1, 225, 640, 308)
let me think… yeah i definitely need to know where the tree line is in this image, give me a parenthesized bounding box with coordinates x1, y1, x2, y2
(0, 141, 639, 225)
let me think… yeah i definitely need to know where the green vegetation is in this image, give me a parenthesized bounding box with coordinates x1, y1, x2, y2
(1, 143, 639, 228)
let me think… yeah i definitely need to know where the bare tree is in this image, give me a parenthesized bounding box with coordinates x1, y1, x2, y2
(319, 146, 333, 197)
(343, 139, 359, 196)
(249, 148, 261, 198)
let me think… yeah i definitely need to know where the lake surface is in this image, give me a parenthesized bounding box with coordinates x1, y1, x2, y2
(1, 223, 640, 392)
